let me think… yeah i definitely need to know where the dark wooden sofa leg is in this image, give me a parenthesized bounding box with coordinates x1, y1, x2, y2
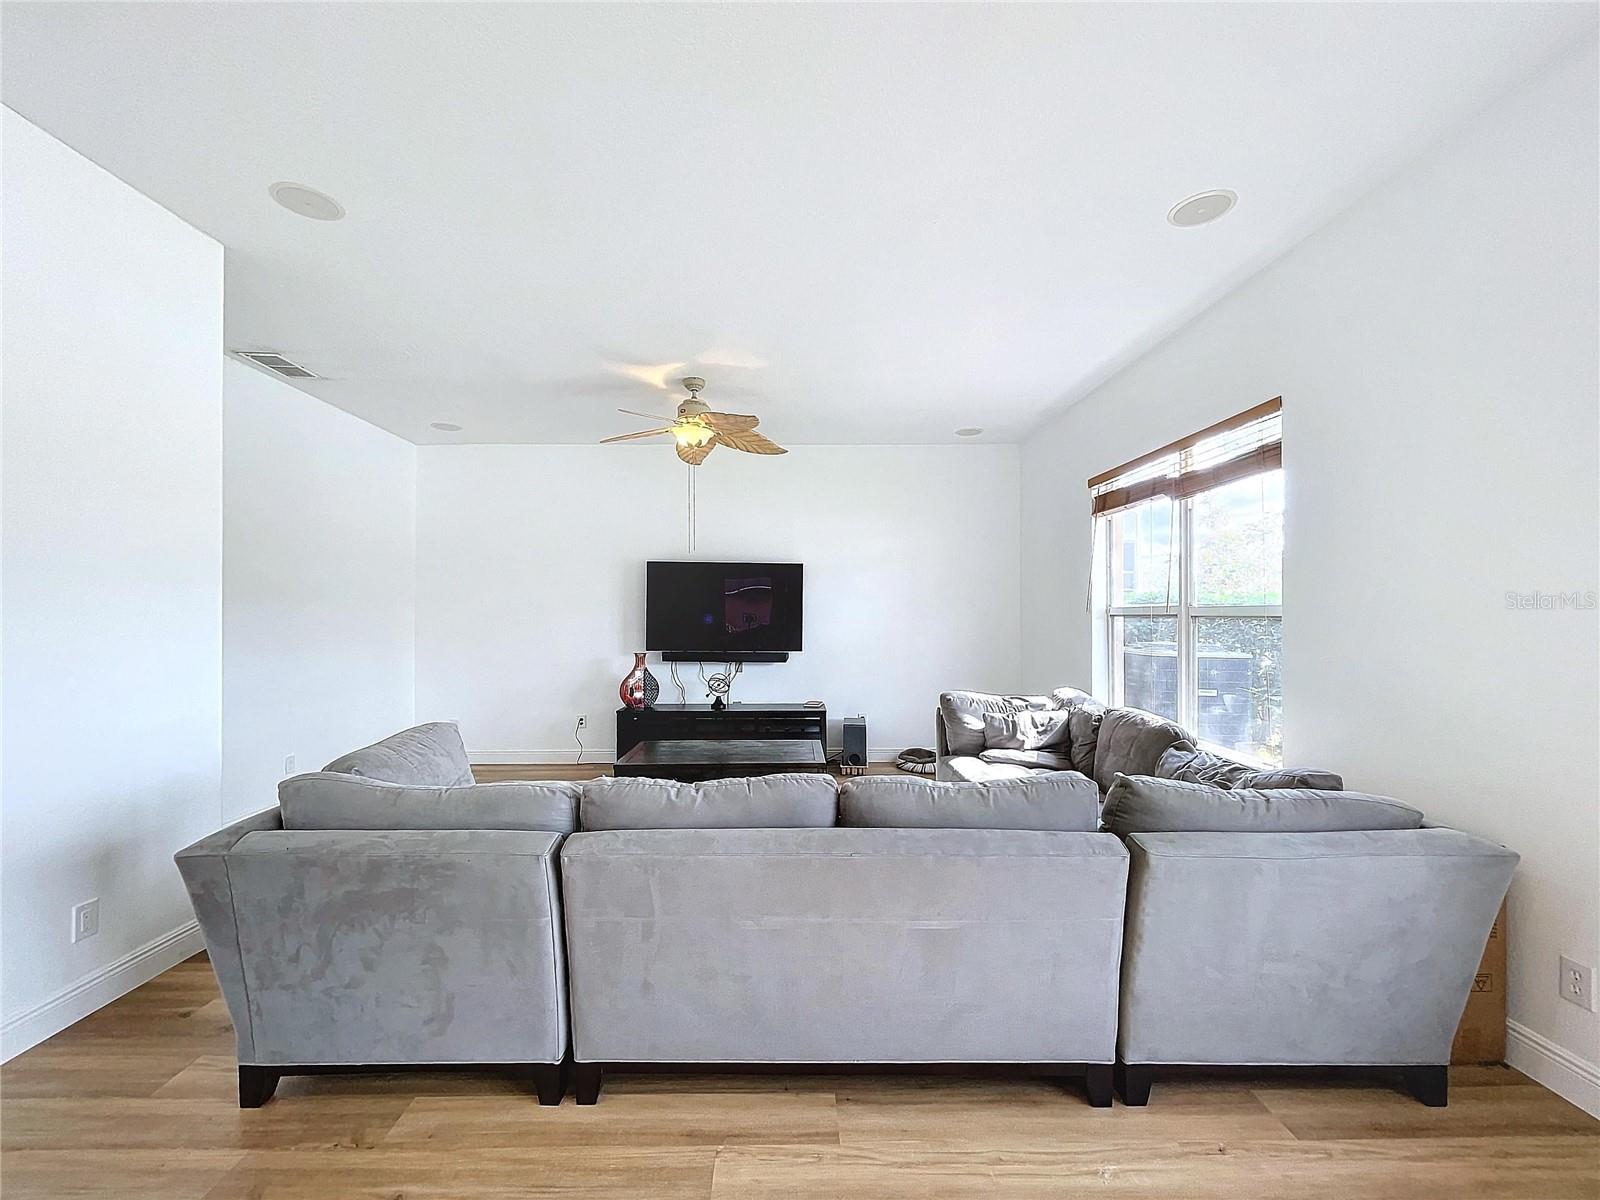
(527, 1062, 565, 1106)
(1083, 1063, 1113, 1108)
(1114, 1062, 1153, 1106)
(575, 1062, 603, 1106)
(238, 1065, 280, 1108)
(1402, 1065, 1448, 1107)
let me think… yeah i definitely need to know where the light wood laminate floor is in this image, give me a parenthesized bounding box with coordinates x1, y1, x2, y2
(4, 767, 1594, 1199)
(471, 761, 909, 782)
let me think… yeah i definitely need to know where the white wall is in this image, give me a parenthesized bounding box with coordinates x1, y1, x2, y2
(221, 360, 416, 822)
(416, 444, 1021, 759)
(1, 110, 224, 1057)
(1020, 45, 1600, 1110)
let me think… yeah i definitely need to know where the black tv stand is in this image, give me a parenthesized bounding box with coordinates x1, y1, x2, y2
(615, 703, 827, 759)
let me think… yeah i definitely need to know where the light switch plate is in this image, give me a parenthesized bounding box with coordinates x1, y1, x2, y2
(72, 898, 99, 943)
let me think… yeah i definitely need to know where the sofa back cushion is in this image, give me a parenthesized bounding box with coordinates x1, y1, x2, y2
(279, 773, 579, 833)
(839, 772, 1099, 832)
(981, 709, 1074, 751)
(1093, 708, 1192, 793)
(322, 721, 475, 787)
(1100, 774, 1424, 835)
(580, 773, 838, 831)
(1156, 746, 1343, 791)
(938, 691, 1027, 756)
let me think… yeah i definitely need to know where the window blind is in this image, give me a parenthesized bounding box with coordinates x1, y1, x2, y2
(1089, 397, 1281, 516)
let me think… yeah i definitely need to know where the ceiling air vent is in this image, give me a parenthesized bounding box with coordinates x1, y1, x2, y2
(234, 350, 319, 379)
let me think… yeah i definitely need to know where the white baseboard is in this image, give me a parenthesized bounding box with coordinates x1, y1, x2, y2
(472, 747, 909, 766)
(472, 749, 618, 764)
(0, 921, 204, 1062)
(1506, 1019, 1600, 1117)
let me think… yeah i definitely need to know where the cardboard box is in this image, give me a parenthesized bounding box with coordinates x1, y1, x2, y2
(1451, 898, 1507, 1064)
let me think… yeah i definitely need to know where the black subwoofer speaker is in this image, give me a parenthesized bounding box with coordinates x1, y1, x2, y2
(841, 716, 868, 775)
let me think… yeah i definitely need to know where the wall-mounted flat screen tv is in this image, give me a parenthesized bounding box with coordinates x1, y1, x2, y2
(645, 561, 803, 661)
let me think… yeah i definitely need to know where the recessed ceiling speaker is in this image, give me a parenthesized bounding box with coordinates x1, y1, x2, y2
(841, 716, 868, 775)
(269, 182, 345, 221)
(1167, 189, 1238, 228)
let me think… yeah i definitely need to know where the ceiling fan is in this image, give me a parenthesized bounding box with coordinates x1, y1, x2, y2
(600, 377, 787, 465)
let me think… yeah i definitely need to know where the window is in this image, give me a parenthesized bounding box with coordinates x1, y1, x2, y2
(1092, 400, 1283, 764)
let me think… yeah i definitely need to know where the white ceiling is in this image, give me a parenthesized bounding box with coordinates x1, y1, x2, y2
(4, 3, 1594, 445)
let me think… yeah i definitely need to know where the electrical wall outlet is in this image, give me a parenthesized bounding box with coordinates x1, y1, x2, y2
(71, 898, 100, 944)
(1559, 956, 1595, 1011)
(575, 715, 588, 730)
(284, 753, 297, 775)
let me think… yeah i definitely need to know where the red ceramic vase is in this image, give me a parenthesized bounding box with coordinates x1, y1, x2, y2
(619, 652, 649, 711)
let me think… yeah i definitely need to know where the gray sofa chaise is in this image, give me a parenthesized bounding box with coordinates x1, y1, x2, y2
(175, 722, 578, 1107)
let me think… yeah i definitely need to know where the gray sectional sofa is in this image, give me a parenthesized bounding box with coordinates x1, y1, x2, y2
(177, 716, 1515, 1111)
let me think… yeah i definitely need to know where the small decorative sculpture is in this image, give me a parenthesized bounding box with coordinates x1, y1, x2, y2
(702, 662, 741, 710)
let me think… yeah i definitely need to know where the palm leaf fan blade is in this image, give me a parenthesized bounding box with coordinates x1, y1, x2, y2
(599, 427, 674, 444)
(715, 429, 786, 455)
(700, 412, 760, 433)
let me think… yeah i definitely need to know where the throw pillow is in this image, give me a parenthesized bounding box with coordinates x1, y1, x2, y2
(981, 708, 1074, 751)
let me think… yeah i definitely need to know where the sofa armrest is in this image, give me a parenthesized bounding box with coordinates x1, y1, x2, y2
(934, 709, 950, 756)
(216, 829, 568, 1067)
(1119, 828, 1516, 1067)
(174, 808, 285, 1061)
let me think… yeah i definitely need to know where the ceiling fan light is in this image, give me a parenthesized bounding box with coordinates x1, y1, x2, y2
(673, 421, 715, 447)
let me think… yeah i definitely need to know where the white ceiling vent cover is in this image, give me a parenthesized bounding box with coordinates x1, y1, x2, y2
(234, 350, 319, 379)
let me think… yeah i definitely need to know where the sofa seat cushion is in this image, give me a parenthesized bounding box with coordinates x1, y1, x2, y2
(580, 773, 838, 831)
(1156, 746, 1343, 791)
(978, 748, 1075, 772)
(279, 773, 579, 833)
(937, 755, 1036, 783)
(1093, 708, 1193, 793)
(840, 771, 1099, 832)
(981, 709, 1074, 751)
(322, 721, 476, 787)
(1101, 774, 1425, 835)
